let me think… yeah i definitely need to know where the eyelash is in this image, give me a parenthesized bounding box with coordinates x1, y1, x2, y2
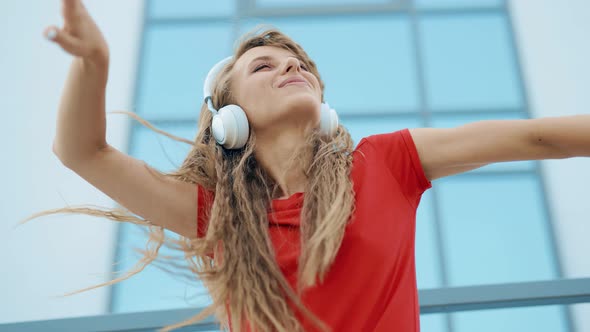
(253, 62, 271, 72)
(253, 61, 309, 72)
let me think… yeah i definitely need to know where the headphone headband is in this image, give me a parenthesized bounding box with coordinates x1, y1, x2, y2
(203, 56, 233, 111)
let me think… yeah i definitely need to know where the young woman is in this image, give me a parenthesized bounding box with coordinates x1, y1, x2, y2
(35, 1, 589, 331)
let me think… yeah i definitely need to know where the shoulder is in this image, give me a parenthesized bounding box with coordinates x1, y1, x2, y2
(352, 129, 432, 206)
(353, 129, 410, 161)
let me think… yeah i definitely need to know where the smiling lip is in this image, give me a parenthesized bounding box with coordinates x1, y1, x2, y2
(279, 76, 308, 88)
(283, 81, 308, 87)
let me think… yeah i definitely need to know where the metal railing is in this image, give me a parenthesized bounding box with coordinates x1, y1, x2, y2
(2, 277, 589, 332)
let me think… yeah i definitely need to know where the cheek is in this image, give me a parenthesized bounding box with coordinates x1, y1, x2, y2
(240, 80, 270, 107)
(306, 76, 322, 98)
(243, 79, 275, 106)
(240, 100, 271, 130)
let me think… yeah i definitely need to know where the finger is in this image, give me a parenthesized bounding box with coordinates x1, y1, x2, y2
(62, 0, 88, 21)
(44, 26, 84, 56)
(62, 0, 81, 13)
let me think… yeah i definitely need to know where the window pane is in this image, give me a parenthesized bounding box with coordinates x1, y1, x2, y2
(430, 111, 536, 172)
(416, 0, 504, 9)
(128, 123, 196, 172)
(112, 224, 213, 312)
(138, 24, 233, 119)
(241, 15, 420, 114)
(257, 0, 391, 7)
(437, 174, 558, 287)
(419, 13, 523, 111)
(112, 123, 212, 312)
(420, 313, 449, 332)
(416, 190, 444, 289)
(150, 0, 235, 18)
(417, 191, 449, 332)
(452, 305, 568, 332)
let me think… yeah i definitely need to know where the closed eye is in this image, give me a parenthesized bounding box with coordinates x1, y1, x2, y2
(253, 63, 271, 73)
(253, 60, 309, 72)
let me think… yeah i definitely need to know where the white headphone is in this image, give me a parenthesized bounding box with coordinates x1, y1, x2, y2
(203, 56, 339, 149)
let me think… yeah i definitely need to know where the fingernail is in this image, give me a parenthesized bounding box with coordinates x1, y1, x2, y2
(45, 28, 57, 40)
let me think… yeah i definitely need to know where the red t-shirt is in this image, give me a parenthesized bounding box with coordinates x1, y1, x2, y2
(196, 129, 432, 331)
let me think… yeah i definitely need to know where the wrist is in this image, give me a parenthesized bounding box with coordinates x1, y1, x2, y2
(82, 49, 110, 71)
(80, 54, 109, 78)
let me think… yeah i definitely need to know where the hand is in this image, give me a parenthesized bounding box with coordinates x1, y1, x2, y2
(44, 0, 110, 67)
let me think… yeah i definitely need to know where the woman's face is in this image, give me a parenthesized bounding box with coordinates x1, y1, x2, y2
(230, 46, 322, 135)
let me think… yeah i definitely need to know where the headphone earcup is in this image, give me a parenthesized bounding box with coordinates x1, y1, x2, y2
(319, 102, 339, 137)
(211, 104, 250, 149)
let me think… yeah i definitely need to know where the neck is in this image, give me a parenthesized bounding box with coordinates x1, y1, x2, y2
(254, 127, 313, 199)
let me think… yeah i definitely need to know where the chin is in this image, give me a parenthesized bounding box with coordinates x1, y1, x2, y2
(287, 95, 320, 113)
(274, 95, 321, 128)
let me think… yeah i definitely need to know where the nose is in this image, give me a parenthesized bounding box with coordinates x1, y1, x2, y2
(281, 57, 303, 74)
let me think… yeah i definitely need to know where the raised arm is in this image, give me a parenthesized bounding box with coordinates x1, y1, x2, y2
(46, 0, 199, 239)
(409, 115, 590, 181)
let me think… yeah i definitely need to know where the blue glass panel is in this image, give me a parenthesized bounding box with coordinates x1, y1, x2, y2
(431, 112, 536, 172)
(257, 0, 390, 7)
(417, 192, 448, 332)
(112, 123, 212, 312)
(416, 190, 443, 289)
(419, 13, 522, 111)
(129, 123, 197, 172)
(420, 313, 448, 332)
(240, 15, 420, 114)
(150, 0, 235, 18)
(112, 223, 213, 312)
(339, 114, 422, 147)
(416, 0, 504, 9)
(138, 24, 233, 119)
(453, 305, 567, 332)
(437, 174, 557, 287)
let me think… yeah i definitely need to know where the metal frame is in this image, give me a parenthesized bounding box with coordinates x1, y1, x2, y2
(420, 277, 590, 314)
(2, 278, 589, 331)
(504, 1, 576, 329)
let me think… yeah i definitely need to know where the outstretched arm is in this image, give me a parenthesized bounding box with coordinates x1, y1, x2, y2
(410, 115, 590, 181)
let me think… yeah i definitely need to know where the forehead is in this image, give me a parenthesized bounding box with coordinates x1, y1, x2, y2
(233, 46, 296, 73)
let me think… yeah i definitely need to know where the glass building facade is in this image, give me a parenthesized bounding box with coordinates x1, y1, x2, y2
(110, 0, 573, 330)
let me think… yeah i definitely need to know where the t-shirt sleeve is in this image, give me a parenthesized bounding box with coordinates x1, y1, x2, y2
(196, 184, 214, 238)
(362, 128, 432, 208)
